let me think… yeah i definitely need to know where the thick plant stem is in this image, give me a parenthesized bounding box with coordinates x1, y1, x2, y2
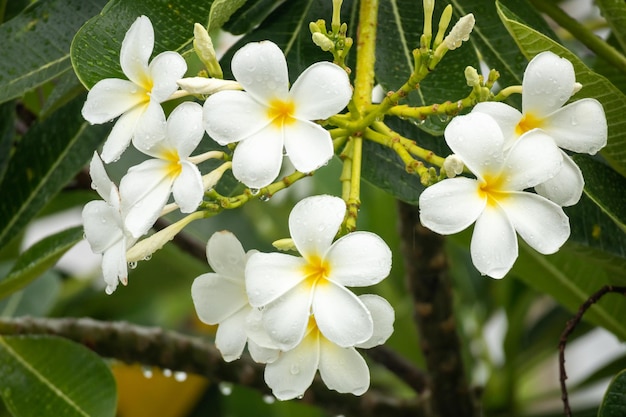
(0, 316, 425, 417)
(397, 201, 477, 417)
(353, 0, 378, 112)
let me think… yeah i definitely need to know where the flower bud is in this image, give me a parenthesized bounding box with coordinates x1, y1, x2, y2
(572, 82, 583, 94)
(193, 23, 223, 78)
(272, 238, 297, 251)
(312, 32, 334, 51)
(465, 66, 480, 87)
(443, 154, 464, 178)
(177, 77, 241, 95)
(203, 161, 232, 190)
(443, 14, 475, 50)
(433, 5, 453, 48)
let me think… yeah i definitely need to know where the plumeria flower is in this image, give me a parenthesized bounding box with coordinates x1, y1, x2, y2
(472, 51, 607, 206)
(119, 102, 206, 238)
(245, 195, 392, 351)
(419, 112, 571, 279)
(264, 295, 394, 400)
(81, 15, 187, 163)
(203, 41, 352, 189)
(82, 152, 137, 294)
(191, 231, 279, 363)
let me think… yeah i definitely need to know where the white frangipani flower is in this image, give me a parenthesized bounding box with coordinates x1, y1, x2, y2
(245, 195, 392, 351)
(264, 295, 394, 401)
(81, 15, 187, 163)
(119, 102, 205, 238)
(419, 113, 571, 279)
(82, 152, 137, 294)
(472, 51, 607, 206)
(191, 231, 279, 363)
(203, 41, 353, 189)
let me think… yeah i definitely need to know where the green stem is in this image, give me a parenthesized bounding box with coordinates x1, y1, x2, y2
(529, 0, 626, 74)
(346, 136, 362, 232)
(353, 0, 378, 112)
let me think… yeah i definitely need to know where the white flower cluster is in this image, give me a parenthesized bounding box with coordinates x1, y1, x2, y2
(80, 16, 352, 293)
(191, 195, 395, 400)
(419, 51, 607, 278)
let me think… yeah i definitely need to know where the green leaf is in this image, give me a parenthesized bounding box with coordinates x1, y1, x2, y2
(0, 0, 107, 104)
(0, 335, 116, 417)
(573, 155, 626, 233)
(0, 96, 108, 251)
(496, 1, 626, 177)
(0, 101, 15, 185)
(71, 0, 220, 89)
(0, 227, 83, 300)
(0, 269, 61, 317)
(40, 71, 86, 118)
(599, 369, 626, 417)
(223, 0, 288, 35)
(207, 0, 248, 32)
(595, 0, 626, 54)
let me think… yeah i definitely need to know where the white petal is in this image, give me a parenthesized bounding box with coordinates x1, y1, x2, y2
(148, 51, 188, 101)
(245, 252, 307, 307)
(500, 192, 570, 254)
(82, 201, 124, 253)
(245, 308, 281, 350)
(522, 51, 576, 115)
(215, 307, 250, 362)
(542, 99, 608, 154)
(165, 102, 204, 157)
(356, 294, 395, 349)
(82, 79, 147, 124)
(89, 152, 114, 203)
(232, 126, 284, 188)
(312, 282, 373, 347)
(231, 41, 289, 104)
(120, 16, 153, 88)
(470, 204, 518, 279)
(172, 162, 203, 213)
(471, 102, 522, 145)
(419, 177, 486, 234)
(319, 340, 369, 395)
(289, 62, 352, 120)
(101, 239, 128, 291)
(206, 230, 247, 278)
(444, 112, 505, 177)
(120, 160, 173, 237)
(264, 333, 319, 401)
(289, 195, 345, 260)
(324, 232, 391, 287)
(502, 130, 562, 190)
(132, 101, 167, 154)
(283, 120, 334, 173)
(203, 90, 270, 146)
(101, 105, 146, 163)
(535, 152, 584, 206)
(191, 273, 248, 324)
(248, 339, 280, 364)
(263, 283, 313, 350)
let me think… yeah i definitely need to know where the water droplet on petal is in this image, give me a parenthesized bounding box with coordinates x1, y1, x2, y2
(290, 364, 300, 375)
(128, 261, 137, 269)
(249, 188, 260, 196)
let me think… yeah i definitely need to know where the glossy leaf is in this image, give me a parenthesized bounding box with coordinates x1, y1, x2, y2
(0, 227, 83, 300)
(0, 335, 116, 417)
(0, 0, 106, 104)
(0, 101, 14, 185)
(0, 96, 108, 250)
(207, 0, 248, 32)
(0, 269, 61, 317)
(599, 369, 626, 417)
(595, 0, 626, 53)
(71, 0, 219, 89)
(224, 0, 288, 35)
(497, 1, 626, 177)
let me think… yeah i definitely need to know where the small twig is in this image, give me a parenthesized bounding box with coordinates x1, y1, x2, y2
(558, 285, 626, 417)
(366, 345, 430, 393)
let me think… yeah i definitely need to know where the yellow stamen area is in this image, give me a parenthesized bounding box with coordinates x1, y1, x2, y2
(515, 112, 544, 136)
(267, 98, 296, 128)
(161, 149, 182, 179)
(477, 173, 508, 207)
(302, 255, 331, 290)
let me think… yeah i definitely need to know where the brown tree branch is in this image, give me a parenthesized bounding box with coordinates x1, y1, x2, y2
(0, 316, 426, 417)
(397, 200, 478, 417)
(558, 285, 626, 417)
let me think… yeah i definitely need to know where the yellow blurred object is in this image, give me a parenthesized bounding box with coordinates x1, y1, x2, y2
(112, 363, 209, 417)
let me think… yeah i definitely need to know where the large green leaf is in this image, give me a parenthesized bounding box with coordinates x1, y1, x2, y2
(0, 335, 116, 417)
(599, 369, 626, 417)
(595, 0, 626, 54)
(0, 0, 106, 104)
(71, 0, 221, 89)
(0, 101, 14, 185)
(0, 96, 108, 250)
(223, 0, 288, 35)
(207, 0, 248, 32)
(497, 1, 626, 177)
(0, 227, 83, 300)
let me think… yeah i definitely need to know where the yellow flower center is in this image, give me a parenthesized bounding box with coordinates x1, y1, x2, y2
(267, 98, 296, 128)
(477, 173, 508, 206)
(302, 255, 331, 289)
(161, 149, 182, 179)
(515, 112, 544, 136)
